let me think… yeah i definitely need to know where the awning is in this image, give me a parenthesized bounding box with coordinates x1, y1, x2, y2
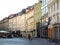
(0, 30, 9, 33)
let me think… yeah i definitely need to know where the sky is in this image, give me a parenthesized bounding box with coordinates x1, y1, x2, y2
(0, 0, 38, 20)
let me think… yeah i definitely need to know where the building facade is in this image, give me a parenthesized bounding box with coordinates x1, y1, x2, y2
(48, 0, 60, 41)
(0, 21, 5, 30)
(34, 2, 42, 37)
(17, 13, 26, 37)
(0, 17, 9, 31)
(8, 14, 22, 37)
(8, 14, 15, 32)
(12, 14, 17, 32)
(39, 0, 48, 38)
(25, 6, 34, 38)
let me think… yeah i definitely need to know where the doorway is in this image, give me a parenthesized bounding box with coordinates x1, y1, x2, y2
(36, 22, 40, 37)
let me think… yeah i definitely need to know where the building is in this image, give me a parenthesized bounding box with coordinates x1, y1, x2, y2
(0, 17, 9, 31)
(34, 2, 42, 37)
(39, 0, 48, 38)
(48, 0, 60, 41)
(25, 6, 34, 37)
(8, 14, 16, 32)
(12, 14, 17, 32)
(8, 14, 22, 37)
(17, 11, 26, 37)
(0, 21, 4, 30)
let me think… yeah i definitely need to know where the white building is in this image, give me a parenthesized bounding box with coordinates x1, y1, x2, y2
(41, 0, 48, 26)
(48, 0, 60, 26)
(48, 0, 60, 41)
(39, 0, 48, 38)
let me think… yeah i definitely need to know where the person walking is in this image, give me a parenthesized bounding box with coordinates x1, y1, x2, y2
(28, 34, 32, 40)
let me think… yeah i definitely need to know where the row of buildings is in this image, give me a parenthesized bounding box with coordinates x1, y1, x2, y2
(0, 1, 42, 38)
(0, 0, 60, 41)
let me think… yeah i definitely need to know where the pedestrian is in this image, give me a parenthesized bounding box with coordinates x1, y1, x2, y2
(28, 34, 32, 40)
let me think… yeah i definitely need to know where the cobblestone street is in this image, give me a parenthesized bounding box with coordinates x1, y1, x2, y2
(0, 38, 60, 45)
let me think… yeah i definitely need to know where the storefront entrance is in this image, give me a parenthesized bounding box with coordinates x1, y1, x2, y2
(36, 22, 40, 37)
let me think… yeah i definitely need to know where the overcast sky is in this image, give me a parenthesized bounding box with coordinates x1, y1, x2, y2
(0, 0, 38, 20)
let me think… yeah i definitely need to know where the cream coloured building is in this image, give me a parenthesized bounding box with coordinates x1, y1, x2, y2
(48, 0, 60, 41)
(17, 13, 26, 37)
(48, 0, 60, 26)
(16, 14, 20, 31)
(12, 15, 17, 31)
(8, 14, 16, 32)
(25, 6, 34, 37)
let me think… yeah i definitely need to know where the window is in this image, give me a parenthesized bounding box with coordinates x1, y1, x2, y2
(51, 6, 53, 13)
(44, 8, 45, 15)
(52, 5, 54, 13)
(55, 3, 57, 11)
(54, 3, 55, 12)
(42, 11, 43, 16)
(50, 7, 51, 14)
(53, 15, 55, 18)
(53, 5, 55, 13)
(48, 8, 50, 14)
(46, 7, 48, 13)
(57, 13, 59, 22)
(42, 0, 46, 6)
(44, 0, 46, 5)
(42, 8, 44, 16)
(57, 1, 59, 10)
(59, 15, 60, 22)
(44, 0, 45, 6)
(45, 7, 46, 14)
(45, 0, 47, 5)
(59, 1, 60, 10)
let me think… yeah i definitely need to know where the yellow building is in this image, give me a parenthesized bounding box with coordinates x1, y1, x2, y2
(25, 6, 34, 37)
(34, 2, 42, 37)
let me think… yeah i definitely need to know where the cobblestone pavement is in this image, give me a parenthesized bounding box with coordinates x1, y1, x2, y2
(0, 38, 60, 45)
